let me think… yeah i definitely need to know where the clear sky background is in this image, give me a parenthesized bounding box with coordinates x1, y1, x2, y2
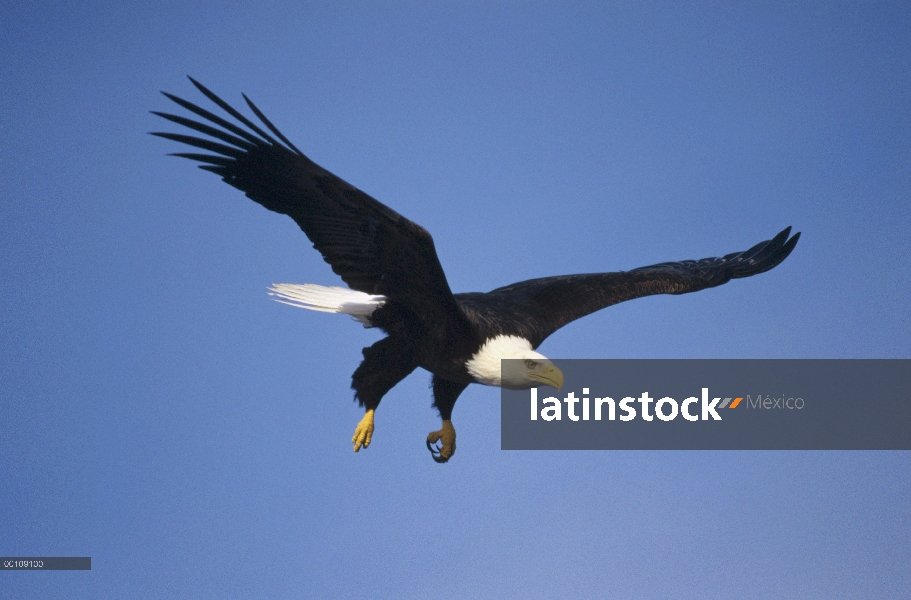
(2, 2, 909, 598)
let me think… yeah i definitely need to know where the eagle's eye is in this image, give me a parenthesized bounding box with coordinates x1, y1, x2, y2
(524, 359, 537, 369)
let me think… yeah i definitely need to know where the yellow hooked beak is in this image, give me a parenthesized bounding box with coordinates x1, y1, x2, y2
(528, 364, 564, 390)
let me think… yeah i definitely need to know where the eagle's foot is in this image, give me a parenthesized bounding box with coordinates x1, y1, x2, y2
(352, 409, 375, 452)
(426, 419, 456, 463)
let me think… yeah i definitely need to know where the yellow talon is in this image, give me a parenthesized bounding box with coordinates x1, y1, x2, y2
(426, 419, 456, 463)
(352, 409, 375, 452)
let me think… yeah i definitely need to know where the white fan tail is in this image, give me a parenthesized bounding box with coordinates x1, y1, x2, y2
(267, 284, 387, 327)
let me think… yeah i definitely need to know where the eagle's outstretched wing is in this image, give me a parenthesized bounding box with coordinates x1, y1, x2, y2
(484, 227, 800, 346)
(151, 78, 468, 339)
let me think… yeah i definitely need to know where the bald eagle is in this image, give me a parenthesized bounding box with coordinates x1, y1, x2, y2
(152, 78, 800, 463)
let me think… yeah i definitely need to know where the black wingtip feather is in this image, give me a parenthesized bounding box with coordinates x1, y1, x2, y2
(778, 230, 800, 261)
(169, 152, 234, 167)
(198, 165, 228, 175)
(150, 132, 245, 158)
(631, 226, 800, 282)
(730, 227, 800, 279)
(158, 91, 265, 147)
(151, 110, 254, 150)
(185, 76, 282, 148)
(242, 93, 304, 156)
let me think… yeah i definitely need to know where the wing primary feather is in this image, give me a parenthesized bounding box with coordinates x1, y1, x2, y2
(160, 92, 264, 147)
(731, 227, 792, 274)
(734, 230, 800, 278)
(150, 111, 254, 150)
(149, 132, 245, 158)
(744, 226, 790, 261)
(186, 76, 283, 149)
(198, 165, 228, 175)
(242, 93, 304, 156)
(169, 152, 233, 167)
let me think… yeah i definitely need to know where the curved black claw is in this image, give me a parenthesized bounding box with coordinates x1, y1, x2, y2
(426, 439, 450, 463)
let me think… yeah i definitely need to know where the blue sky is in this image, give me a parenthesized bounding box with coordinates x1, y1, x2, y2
(2, 2, 909, 598)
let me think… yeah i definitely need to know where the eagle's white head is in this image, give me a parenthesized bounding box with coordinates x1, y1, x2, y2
(465, 335, 564, 390)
